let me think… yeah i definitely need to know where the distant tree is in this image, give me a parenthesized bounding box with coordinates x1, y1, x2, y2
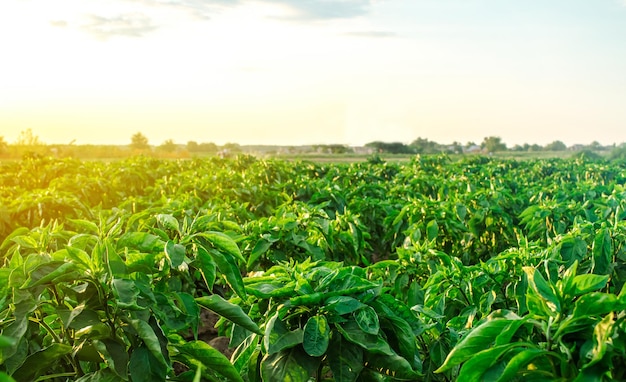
(410, 137, 440, 154)
(16, 128, 42, 146)
(222, 143, 241, 152)
(130, 132, 149, 150)
(365, 141, 413, 154)
(481, 136, 507, 153)
(158, 139, 177, 153)
(199, 142, 218, 152)
(314, 144, 352, 154)
(0, 136, 7, 154)
(187, 141, 199, 152)
(545, 140, 567, 151)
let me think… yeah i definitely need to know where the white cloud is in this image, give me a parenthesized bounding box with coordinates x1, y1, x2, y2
(81, 13, 158, 40)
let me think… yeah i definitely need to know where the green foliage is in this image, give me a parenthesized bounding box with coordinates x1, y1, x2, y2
(2, 154, 626, 381)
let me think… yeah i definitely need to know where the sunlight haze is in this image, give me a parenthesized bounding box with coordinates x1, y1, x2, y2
(1, 0, 625, 146)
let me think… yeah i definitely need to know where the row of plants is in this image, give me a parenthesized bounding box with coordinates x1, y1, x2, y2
(1, 155, 626, 380)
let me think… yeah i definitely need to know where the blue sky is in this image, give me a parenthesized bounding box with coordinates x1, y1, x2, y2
(1, 0, 625, 146)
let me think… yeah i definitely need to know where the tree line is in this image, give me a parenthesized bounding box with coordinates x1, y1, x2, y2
(1, 129, 625, 159)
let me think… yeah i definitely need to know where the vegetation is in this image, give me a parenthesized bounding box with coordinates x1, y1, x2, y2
(2, 151, 626, 380)
(0, 139, 626, 382)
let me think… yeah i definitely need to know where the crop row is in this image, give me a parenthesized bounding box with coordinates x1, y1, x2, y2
(1, 155, 626, 381)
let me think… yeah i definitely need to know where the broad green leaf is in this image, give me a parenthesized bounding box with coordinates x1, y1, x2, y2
(573, 274, 609, 296)
(303, 315, 330, 357)
(337, 321, 393, 356)
(264, 313, 304, 355)
(112, 279, 143, 310)
(247, 239, 272, 270)
(93, 339, 129, 380)
(260, 347, 319, 382)
(165, 240, 186, 268)
(426, 220, 439, 241)
(118, 232, 163, 253)
(130, 319, 168, 367)
(436, 318, 515, 373)
(208, 248, 247, 299)
(0, 372, 15, 382)
(195, 246, 216, 291)
(156, 214, 180, 233)
(232, 334, 260, 373)
(457, 343, 522, 382)
(199, 231, 246, 263)
(327, 333, 363, 382)
(364, 352, 422, 380)
(0, 227, 30, 251)
(129, 345, 167, 382)
(582, 312, 614, 369)
(325, 296, 366, 315)
(496, 348, 550, 382)
(20, 261, 79, 288)
(523, 267, 560, 314)
(196, 294, 262, 335)
(11, 343, 72, 381)
(65, 245, 93, 269)
(573, 293, 623, 317)
(75, 369, 126, 382)
(178, 340, 243, 382)
(354, 306, 380, 336)
(0, 337, 16, 349)
(592, 228, 612, 275)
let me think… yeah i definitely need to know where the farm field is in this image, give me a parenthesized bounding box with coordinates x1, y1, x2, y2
(1, 154, 626, 381)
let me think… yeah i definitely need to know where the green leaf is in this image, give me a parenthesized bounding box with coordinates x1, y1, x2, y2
(426, 220, 439, 241)
(573, 293, 623, 317)
(364, 352, 422, 380)
(178, 340, 244, 382)
(165, 241, 186, 268)
(0, 371, 15, 382)
(264, 313, 304, 355)
(129, 319, 168, 367)
(21, 261, 79, 288)
(572, 274, 609, 296)
(118, 232, 164, 253)
(93, 339, 129, 380)
(592, 228, 612, 275)
(129, 345, 167, 382)
(156, 214, 180, 233)
(11, 343, 73, 381)
(208, 248, 247, 299)
(582, 312, 614, 369)
(195, 246, 216, 291)
(435, 318, 515, 373)
(261, 347, 319, 382)
(325, 296, 366, 315)
(327, 332, 364, 382)
(75, 369, 126, 382)
(354, 306, 380, 336)
(196, 294, 262, 335)
(200, 231, 246, 263)
(336, 321, 393, 356)
(496, 348, 550, 382)
(523, 267, 560, 314)
(303, 315, 330, 357)
(0, 336, 16, 349)
(112, 279, 143, 310)
(457, 343, 521, 382)
(247, 239, 272, 270)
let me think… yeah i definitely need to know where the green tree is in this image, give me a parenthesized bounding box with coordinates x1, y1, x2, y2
(158, 139, 177, 153)
(481, 136, 507, 153)
(545, 140, 567, 151)
(0, 136, 7, 154)
(15, 128, 42, 146)
(130, 132, 149, 151)
(187, 141, 199, 152)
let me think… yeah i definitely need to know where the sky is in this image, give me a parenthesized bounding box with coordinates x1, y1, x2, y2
(1, 0, 626, 147)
